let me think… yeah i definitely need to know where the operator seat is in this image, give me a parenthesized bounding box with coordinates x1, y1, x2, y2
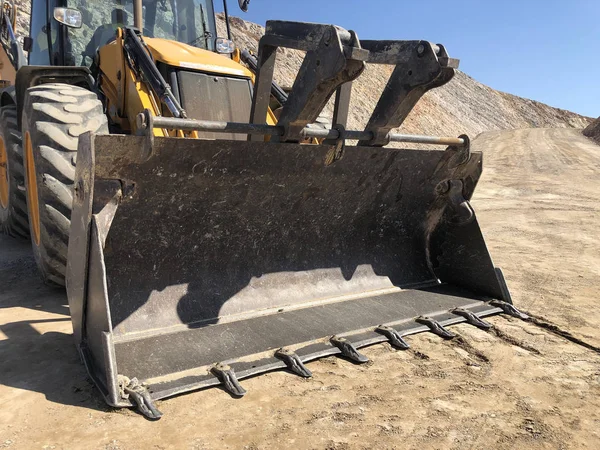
(82, 8, 130, 65)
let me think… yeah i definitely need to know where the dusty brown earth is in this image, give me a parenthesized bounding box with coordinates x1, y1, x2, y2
(1, 128, 599, 449)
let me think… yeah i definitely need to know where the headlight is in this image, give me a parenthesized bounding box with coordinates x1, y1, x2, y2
(53, 7, 83, 29)
(215, 38, 235, 54)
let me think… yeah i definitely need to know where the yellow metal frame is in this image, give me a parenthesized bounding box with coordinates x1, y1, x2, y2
(98, 30, 277, 138)
(24, 131, 40, 246)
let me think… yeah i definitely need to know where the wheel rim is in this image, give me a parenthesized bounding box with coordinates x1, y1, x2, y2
(0, 136, 8, 209)
(25, 131, 41, 246)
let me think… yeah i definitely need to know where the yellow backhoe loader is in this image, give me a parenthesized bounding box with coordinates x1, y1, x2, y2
(0, 0, 524, 419)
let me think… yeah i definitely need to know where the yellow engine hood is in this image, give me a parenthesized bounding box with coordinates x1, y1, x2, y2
(144, 38, 253, 78)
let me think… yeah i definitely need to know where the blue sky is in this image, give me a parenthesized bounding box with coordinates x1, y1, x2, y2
(218, 0, 599, 118)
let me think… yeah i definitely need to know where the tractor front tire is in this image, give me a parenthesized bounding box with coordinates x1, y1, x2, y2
(0, 104, 29, 238)
(22, 83, 108, 286)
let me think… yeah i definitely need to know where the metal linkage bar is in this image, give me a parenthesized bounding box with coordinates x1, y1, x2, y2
(243, 22, 460, 148)
(148, 115, 280, 136)
(307, 128, 466, 147)
(249, 21, 368, 142)
(142, 112, 467, 148)
(358, 40, 459, 147)
(240, 49, 289, 107)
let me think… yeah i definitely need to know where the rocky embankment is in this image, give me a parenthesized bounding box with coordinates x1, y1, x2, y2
(583, 118, 600, 144)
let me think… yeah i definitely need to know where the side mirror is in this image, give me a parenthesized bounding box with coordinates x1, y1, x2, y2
(238, 0, 250, 12)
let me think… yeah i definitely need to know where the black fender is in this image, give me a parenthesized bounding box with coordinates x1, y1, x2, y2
(0, 85, 16, 107)
(15, 66, 95, 129)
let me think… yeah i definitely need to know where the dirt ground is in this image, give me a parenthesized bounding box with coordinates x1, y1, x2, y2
(1, 128, 599, 449)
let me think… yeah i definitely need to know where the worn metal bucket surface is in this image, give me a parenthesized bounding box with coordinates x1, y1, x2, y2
(67, 133, 509, 408)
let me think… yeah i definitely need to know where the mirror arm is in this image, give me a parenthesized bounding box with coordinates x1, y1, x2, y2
(223, 0, 232, 40)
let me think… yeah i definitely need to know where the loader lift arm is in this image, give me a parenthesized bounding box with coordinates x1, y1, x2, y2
(122, 27, 187, 119)
(239, 48, 288, 107)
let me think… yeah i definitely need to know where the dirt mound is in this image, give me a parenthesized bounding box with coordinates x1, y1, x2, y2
(583, 117, 600, 143)
(216, 13, 591, 139)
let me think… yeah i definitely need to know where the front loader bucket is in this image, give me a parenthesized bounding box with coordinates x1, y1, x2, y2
(67, 133, 511, 415)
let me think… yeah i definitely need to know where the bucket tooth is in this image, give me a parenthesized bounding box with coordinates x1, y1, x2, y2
(275, 348, 313, 378)
(416, 316, 456, 339)
(211, 363, 247, 397)
(490, 300, 529, 320)
(452, 308, 492, 330)
(123, 378, 163, 420)
(375, 325, 410, 350)
(330, 336, 369, 363)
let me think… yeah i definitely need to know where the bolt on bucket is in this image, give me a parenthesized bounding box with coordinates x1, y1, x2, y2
(66, 132, 510, 416)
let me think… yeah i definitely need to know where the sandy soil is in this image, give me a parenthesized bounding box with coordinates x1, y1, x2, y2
(1, 128, 599, 449)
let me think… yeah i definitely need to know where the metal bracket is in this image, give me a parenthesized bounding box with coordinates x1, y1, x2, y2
(250, 21, 368, 142)
(452, 308, 492, 330)
(435, 179, 475, 225)
(431, 134, 471, 181)
(211, 363, 247, 397)
(375, 325, 410, 350)
(332, 81, 353, 128)
(275, 348, 313, 378)
(135, 110, 155, 161)
(240, 49, 289, 107)
(323, 124, 346, 165)
(122, 377, 163, 420)
(416, 316, 456, 339)
(490, 300, 529, 320)
(330, 336, 369, 363)
(446, 134, 471, 168)
(358, 40, 458, 146)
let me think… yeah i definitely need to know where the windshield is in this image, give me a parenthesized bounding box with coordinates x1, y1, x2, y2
(142, 0, 216, 49)
(64, 0, 217, 66)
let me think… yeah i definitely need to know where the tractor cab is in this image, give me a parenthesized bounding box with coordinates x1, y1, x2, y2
(27, 0, 219, 66)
